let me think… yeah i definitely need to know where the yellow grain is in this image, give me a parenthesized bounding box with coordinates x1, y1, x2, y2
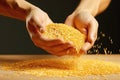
(42, 23, 86, 55)
(1, 24, 120, 77)
(2, 56, 120, 77)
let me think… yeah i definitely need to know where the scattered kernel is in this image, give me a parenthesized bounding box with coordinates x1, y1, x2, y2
(88, 31, 117, 54)
(1, 57, 120, 77)
(100, 32, 106, 37)
(104, 48, 108, 55)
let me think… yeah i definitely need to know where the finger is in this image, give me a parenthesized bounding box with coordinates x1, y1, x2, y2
(27, 22, 38, 35)
(43, 39, 64, 47)
(50, 42, 74, 52)
(80, 42, 92, 54)
(33, 14, 53, 33)
(80, 18, 98, 53)
(29, 17, 45, 33)
(74, 19, 88, 35)
(87, 17, 98, 45)
(27, 22, 48, 44)
(32, 37, 64, 47)
(54, 47, 76, 56)
(65, 16, 74, 27)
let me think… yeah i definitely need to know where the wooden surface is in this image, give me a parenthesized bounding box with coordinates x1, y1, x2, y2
(0, 54, 120, 80)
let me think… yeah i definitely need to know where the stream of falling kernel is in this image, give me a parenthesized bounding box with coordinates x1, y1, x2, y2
(87, 31, 116, 54)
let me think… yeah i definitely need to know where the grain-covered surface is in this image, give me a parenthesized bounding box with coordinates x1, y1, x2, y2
(0, 54, 120, 80)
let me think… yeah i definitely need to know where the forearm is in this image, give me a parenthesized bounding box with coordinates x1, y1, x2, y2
(75, 0, 111, 16)
(0, 0, 38, 21)
(98, 0, 111, 15)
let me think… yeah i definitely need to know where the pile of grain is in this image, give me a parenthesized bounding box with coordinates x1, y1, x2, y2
(2, 56, 120, 77)
(42, 23, 85, 55)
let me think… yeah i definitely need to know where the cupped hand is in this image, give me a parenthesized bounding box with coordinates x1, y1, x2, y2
(26, 8, 75, 56)
(65, 11, 98, 54)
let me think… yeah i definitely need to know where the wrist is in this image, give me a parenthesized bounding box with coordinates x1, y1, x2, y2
(74, 0, 101, 17)
(8, 0, 40, 21)
(26, 6, 46, 20)
(74, 8, 99, 17)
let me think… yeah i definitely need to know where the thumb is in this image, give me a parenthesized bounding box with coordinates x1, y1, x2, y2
(65, 15, 74, 27)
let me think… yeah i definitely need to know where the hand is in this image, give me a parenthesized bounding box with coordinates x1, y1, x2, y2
(65, 11, 98, 54)
(26, 8, 75, 56)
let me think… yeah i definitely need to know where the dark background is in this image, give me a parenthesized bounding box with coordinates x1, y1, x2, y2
(0, 0, 119, 54)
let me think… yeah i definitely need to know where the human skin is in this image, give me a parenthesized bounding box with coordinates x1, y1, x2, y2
(65, 0, 111, 53)
(0, 0, 111, 56)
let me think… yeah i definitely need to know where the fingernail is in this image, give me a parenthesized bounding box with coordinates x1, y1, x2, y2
(40, 28, 44, 33)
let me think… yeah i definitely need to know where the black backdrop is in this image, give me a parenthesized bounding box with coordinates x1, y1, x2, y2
(0, 0, 119, 54)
